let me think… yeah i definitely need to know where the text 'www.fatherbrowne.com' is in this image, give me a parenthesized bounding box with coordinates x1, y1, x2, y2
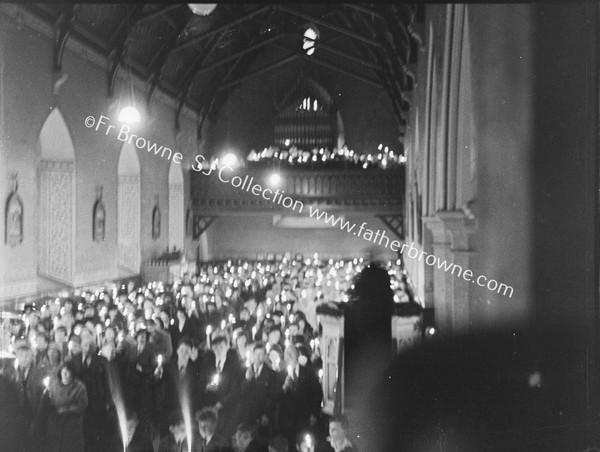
(307, 206, 514, 299)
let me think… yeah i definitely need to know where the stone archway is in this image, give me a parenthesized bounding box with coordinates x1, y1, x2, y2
(117, 142, 141, 274)
(38, 108, 75, 284)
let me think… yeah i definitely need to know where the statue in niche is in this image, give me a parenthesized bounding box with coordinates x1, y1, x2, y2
(152, 195, 161, 240)
(92, 186, 105, 243)
(5, 174, 23, 247)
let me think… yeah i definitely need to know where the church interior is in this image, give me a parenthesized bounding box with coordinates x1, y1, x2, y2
(0, 2, 598, 451)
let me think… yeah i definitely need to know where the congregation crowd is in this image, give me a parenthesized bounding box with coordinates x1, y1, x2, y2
(0, 257, 411, 452)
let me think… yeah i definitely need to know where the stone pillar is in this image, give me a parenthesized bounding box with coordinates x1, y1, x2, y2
(424, 210, 477, 335)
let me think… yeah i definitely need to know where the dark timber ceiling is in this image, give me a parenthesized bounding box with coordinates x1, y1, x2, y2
(25, 3, 421, 133)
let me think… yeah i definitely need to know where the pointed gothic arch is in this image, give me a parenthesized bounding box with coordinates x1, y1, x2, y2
(38, 108, 75, 284)
(117, 142, 141, 274)
(168, 161, 184, 252)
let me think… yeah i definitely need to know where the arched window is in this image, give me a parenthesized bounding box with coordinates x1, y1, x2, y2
(117, 142, 141, 274)
(38, 108, 75, 284)
(168, 161, 184, 252)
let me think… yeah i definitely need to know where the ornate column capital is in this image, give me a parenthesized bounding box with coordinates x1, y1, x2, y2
(424, 210, 477, 250)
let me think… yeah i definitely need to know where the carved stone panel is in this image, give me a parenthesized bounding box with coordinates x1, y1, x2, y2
(168, 183, 184, 250)
(39, 160, 74, 284)
(118, 175, 140, 273)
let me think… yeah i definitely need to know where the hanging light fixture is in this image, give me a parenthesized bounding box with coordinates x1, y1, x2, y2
(188, 4, 217, 16)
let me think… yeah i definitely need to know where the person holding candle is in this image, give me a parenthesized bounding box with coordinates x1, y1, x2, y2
(207, 336, 243, 441)
(280, 345, 322, 450)
(241, 342, 276, 430)
(147, 318, 173, 364)
(156, 337, 206, 437)
(46, 361, 89, 452)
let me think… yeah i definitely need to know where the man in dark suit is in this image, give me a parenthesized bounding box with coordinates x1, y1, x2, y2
(205, 336, 243, 439)
(232, 423, 268, 452)
(195, 407, 230, 451)
(7, 343, 46, 451)
(127, 329, 157, 430)
(155, 337, 206, 435)
(281, 345, 323, 448)
(80, 337, 110, 452)
(158, 411, 194, 452)
(240, 342, 276, 428)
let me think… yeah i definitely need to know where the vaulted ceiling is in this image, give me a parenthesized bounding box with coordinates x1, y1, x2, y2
(25, 3, 421, 134)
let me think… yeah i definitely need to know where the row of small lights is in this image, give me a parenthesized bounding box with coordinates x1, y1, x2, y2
(247, 143, 406, 169)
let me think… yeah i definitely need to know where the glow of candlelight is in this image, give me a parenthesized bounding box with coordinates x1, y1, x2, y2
(310, 339, 315, 350)
(305, 433, 313, 448)
(211, 373, 220, 385)
(157, 355, 163, 367)
(220, 320, 226, 330)
(251, 326, 257, 339)
(43, 376, 50, 388)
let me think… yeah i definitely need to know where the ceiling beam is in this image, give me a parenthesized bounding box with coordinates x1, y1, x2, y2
(174, 35, 222, 129)
(107, 5, 145, 97)
(217, 54, 300, 92)
(278, 5, 383, 49)
(53, 4, 75, 73)
(137, 5, 181, 25)
(350, 9, 410, 93)
(334, 12, 407, 128)
(193, 31, 288, 76)
(171, 6, 272, 54)
(316, 41, 382, 71)
(300, 55, 383, 89)
(343, 3, 385, 20)
(198, 7, 280, 120)
(146, 17, 192, 106)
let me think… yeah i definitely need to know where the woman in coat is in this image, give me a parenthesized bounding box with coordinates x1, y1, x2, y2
(46, 360, 89, 452)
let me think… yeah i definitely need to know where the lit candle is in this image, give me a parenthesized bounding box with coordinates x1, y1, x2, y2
(251, 325, 257, 339)
(318, 369, 323, 380)
(220, 320, 226, 331)
(43, 376, 50, 389)
(157, 355, 163, 367)
(211, 373, 220, 385)
(310, 339, 315, 351)
(206, 325, 212, 348)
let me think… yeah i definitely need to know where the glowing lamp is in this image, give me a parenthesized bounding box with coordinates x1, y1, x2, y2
(221, 153, 237, 167)
(117, 106, 141, 124)
(188, 3, 217, 16)
(268, 172, 282, 187)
